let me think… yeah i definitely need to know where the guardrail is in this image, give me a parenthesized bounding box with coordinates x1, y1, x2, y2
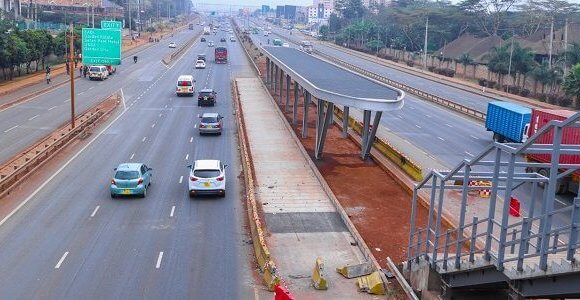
(0, 92, 120, 199)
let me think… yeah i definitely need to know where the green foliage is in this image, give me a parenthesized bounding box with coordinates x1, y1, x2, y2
(146, 26, 156, 33)
(563, 64, 580, 100)
(335, 0, 366, 20)
(366, 39, 385, 51)
(318, 25, 329, 41)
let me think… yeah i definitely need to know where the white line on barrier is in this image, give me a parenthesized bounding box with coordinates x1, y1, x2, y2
(29, 115, 40, 121)
(4, 125, 18, 133)
(155, 251, 164, 269)
(170, 206, 175, 217)
(90, 206, 100, 217)
(179, 176, 183, 184)
(55, 251, 69, 269)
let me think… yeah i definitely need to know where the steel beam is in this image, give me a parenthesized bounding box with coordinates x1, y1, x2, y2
(314, 100, 334, 159)
(360, 110, 371, 158)
(293, 81, 298, 124)
(342, 106, 349, 138)
(265, 57, 270, 83)
(285, 74, 291, 111)
(274, 65, 278, 95)
(302, 91, 311, 138)
(361, 111, 381, 160)
(279, 68, 284, 103)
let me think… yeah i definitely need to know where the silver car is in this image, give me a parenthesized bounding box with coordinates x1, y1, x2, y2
(199, 113, 223, 135)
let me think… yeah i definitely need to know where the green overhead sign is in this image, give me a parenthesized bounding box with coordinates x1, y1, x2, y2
(101, 20, 122, 30)
(82, 27, 122, 65)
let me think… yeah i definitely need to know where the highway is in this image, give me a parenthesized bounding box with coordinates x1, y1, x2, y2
(0, 28, 197, 164)
(0, 24, 256, 298)
(244, 21, 574, 226)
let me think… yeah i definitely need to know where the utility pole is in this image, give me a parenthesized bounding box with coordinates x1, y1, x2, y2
(423, 16, 428, 70)
(128, 0, 132, 33)
(68, 23, 76, 129)
(137, 0, 141, 32)
(507, 33, 514, 93)
(563, 18, 569, 78)
(548, 18, 554, 69)
(91, 5, 94, 28)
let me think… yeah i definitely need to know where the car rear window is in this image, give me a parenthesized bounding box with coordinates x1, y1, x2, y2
(115, 170, 140, 180)
(201, 117, 218, 123)
(199, 92, 213, 97)
(194, 170, 220, 178)
(89, 67, 101, 72)
(178, 81, 192, 86)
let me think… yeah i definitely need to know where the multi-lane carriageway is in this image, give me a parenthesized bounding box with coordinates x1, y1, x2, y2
(0, 24, 261, 298)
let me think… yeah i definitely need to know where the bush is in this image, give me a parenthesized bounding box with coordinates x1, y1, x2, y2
(538, 94, 547, 102)
(519, 89, 531, 97)
(406, 61, 414, 67)
(487, 81, 497, 89)
(547, 94, 559, 104)
(428, 66, 436, 72)
(478, 78, 487, 86)
(558, 97, 573, 107)
(440, 68, 455, 77)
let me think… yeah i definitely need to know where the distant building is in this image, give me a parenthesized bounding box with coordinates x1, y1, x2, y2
(276, 5, 284, 18)
(261, 5, 270, 14)
(284, 5, 296, 20)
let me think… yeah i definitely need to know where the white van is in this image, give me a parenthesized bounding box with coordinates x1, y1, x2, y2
(88, 66, 108, 81)
(176, 75, 196, 97)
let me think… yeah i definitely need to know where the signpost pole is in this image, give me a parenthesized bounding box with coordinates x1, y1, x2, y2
(69, 23, 76, 129)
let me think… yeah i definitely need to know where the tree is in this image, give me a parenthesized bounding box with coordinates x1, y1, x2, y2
(562, 64, 580, 107)
(561, 42, 580, 68)
(319, 25, 330, 41)
(335, 0, 366, 20)
(329, 14, 342, 32)
(487, 45, 510, 87)
(457, 53, 474, 76)
(458, 0, 520, 36)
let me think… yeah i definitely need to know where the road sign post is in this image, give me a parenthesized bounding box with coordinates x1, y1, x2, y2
(82, 27, 122, 65)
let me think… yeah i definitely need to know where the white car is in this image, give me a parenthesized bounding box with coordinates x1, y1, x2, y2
(230, 36, 236, 42)
(188, 160, 227, 197)
(195, 59, 206, 69)
(169, 42, 176, 48)
(208, 41, 214, 47)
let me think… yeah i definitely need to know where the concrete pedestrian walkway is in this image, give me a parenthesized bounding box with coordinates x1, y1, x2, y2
(236, 77, 380, 298)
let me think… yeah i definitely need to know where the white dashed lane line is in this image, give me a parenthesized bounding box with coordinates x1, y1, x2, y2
(130, 153, 135, 160)
(185, 154, 189, 160)
(90, 206, 100, 217)
(155, 252, 164, 269)
(179, 176, 183, 184)
(48, 106, 57, 111)
(470, 135, 479, 140)
(465, 151, 474, 157)
(54, 252, 69, 269)
(415, 124, 421, 129)
(438, 137, 445, 141)
(142, 137, 147, 142)
(29, 115, 40, 121)
(4, 125, 18, 133)
(151, 123, 156, 128)
(170, 206, 176, 218)
(446, 124, 453, 127)
(189, 137, 193, 143)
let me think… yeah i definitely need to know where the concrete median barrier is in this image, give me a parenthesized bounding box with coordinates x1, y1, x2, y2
(311, 257, 328, 290)
(336, 262, 373, 279)
(356, 271, 386, 295)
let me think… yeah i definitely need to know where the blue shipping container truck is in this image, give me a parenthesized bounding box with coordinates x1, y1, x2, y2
(485, 101, 532, 143)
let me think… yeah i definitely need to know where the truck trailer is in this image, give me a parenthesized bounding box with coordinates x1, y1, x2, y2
(485, 101, 531, 143)
(214, 47, 227, 63)
(203, 26, 211, 35)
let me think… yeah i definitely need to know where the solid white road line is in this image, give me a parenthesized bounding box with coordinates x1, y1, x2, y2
(179, 176, 183, 184)
(155, 251, 164, 269)
(425, 114, 431, 118)
(130, 153, 135, 160)
(0, 99, 131, 229)
(397, 114, 403, 119)
(28, 115, 40, 121)
(170, 206, 176, 218)
(90, 206, 100, 217)
(185, 154, 189, 160)
(48, 106, 57, 111)
(4, 125, 18, 133)
(55, 251, 69, 269)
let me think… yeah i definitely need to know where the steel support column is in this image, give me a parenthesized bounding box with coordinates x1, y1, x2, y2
(361, 111, 382, 160)
(269, 62, 274, 89)
(285, 74, 291, 111)
(274, 65, 278, 94)
(265, 58, 270, 83)
(485, 148, 503, 261)
(302, 91, 311, 138)
(314, 99, 334, 160)
(293, 81, 299, 124)
(342, 106, 349, 138)
(361, 110, 371, 155)
(279, 68, 284, 103)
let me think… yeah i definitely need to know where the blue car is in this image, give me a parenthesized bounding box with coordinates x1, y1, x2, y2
(110, 163, 152, 198)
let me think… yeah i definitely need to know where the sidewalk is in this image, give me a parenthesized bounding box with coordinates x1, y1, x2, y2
(236, 77, 380, 298)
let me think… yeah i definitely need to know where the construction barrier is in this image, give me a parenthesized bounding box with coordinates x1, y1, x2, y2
(356, 271, 386, 295)
(311, 257, 328, 290)
(336, 262, 373, 279)
(274, 284, 295, 300)
(509, 196, 521, 217)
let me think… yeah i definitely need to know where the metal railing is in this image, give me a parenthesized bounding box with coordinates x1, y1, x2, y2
(408, 112, 580, 275)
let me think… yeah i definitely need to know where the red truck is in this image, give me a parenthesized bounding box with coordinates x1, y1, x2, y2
(526, 109, 579, 195)
(215, 47, 227, 64)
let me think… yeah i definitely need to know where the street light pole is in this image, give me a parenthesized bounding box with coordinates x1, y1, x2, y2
(68, 23, 76, 129)
(423, 16, 428, 70)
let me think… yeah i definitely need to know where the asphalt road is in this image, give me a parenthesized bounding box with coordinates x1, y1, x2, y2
(0, 27, 198, 164)
(245, 21, 574, 227)
(0, 23, 257, 298)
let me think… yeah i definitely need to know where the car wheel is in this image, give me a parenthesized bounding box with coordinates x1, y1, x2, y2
(189, 191, 195, 198)
(220, 191, 226, 197)
(149, 177, 152, 186)
(197, 102, 201, 106)
(218, 132, 222, 136)
(141, 187, 147, 198)
(111, 193, 116, 198)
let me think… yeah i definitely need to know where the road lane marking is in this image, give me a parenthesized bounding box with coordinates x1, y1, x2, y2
(190, 137, 193, 143)
(142, 137, 147, 142)
(155, 251, 164, 269)
(78, 92, 84, 95)
(159, 113, 162, 117)
(465, 151, 474, 157)
(151, 123, 156, 128)
(179, 176, 183, 183)
(194, 124, 197, 129)
(130, 153, 135, 160)
(55, 252, 69, 269)
(397, 114, 403, 119)
(415, 124, 421, 129)
(170, 206, 176, 217)
(88, 86, 94, 90)
(63, 99, 70, 102)
(470, 135, 479, 140)
(120, 89, 126, 110)
(425, 114, 431, 118)
(164, 104, 168, 108)
(438, 137, 445, 141)
(4, 125, 18, 133)
(29, 115, 40, 121)
(90, 206, 100, 217)
(48, 106, 57, 111)
(185, 154, 189, 160)
(446, 124, 453, 127)
(0, 102, 131, 229)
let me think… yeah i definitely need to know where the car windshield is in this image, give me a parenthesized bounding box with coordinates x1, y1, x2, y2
(199, 91, 213, 97)
(178, 81, 192, 86)
(115, 170, 140, 180)
(201, 117, 218, 123)
(194, 169, 221, 178)
(89, 67, 101, 72)
(196, 60, 204, 64)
